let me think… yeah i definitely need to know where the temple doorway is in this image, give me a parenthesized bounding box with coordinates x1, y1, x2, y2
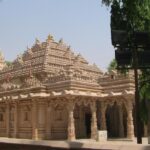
(85, 113, 91, 138)
(74, 104, 92, 139)
(106, 102, 127, 138)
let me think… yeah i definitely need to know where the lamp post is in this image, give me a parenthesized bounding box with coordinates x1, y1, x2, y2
(111, 30, 150, 144)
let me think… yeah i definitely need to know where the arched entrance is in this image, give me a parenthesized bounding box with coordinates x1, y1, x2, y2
(84, 106, 91, 138)
(106, 102, 127, 138)
(74, 104, 92, 139)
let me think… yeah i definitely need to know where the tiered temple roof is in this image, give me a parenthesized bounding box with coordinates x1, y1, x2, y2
(0, 35, 135, 100)
(0, 35, 102, 97)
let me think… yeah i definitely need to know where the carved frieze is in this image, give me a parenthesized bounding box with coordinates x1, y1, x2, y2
(21, 76, 42, 88)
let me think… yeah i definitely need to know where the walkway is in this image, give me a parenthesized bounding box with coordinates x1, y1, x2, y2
(0, 137, 149, 150)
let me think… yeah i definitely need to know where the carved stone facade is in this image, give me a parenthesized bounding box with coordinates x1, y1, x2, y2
(0, 35, 138, 141)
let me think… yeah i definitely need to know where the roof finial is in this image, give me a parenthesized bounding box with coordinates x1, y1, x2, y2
(46, 34, 54, 42)
(59, 38, 63, 44)
(27, 46, 33, 56)
(35, 38, 40, 44)
(67, 45, 71, 51)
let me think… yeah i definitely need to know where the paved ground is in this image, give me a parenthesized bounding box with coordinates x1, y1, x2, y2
(0, 137, 149, 150)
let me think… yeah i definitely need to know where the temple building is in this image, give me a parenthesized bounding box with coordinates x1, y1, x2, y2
(0, 35, 145, 141)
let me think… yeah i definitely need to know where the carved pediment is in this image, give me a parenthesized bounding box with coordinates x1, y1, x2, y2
(0, 82, 12, 91)
(21, 76, 42, 88)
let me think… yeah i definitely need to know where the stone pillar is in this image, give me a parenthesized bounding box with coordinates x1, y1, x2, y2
(6, 103, 10, 137)
(97, 102, 107, 142)
(127, 103, 134, 140)
(46, 103, 52, 139)
(14, 102, 18, 138)
(67, 101, 75, 141)
(100, 102, 107, 130)
(118, 105, 124, 137)
(32, 100, 38, 140)
(91, 102, 98, 140)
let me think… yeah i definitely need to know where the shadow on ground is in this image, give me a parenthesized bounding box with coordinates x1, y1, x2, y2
(0, 142, 110, 150)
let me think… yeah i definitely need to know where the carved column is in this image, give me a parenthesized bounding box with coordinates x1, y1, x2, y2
(100, 102, 107, 130)
(127, 102, 134, 139)
(91, 101, 98, 140)
(46, 102, 52, 139)
(6, 103, 10, 137)
(32, 100, 38, 140)
(118, 105, 124, 137)
(67, 101, 75, 141)
(14, 102, 18, 138)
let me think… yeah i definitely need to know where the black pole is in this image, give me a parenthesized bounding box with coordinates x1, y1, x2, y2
(133, 47, 142, 144)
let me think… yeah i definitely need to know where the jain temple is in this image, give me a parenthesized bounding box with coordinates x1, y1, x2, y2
(0, 35, 147, 141)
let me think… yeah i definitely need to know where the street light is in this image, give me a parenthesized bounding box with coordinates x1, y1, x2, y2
(111, 29, 150, 144)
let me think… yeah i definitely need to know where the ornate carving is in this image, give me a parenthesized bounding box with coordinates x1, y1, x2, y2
(35, 38, 40, 45)
(100, 102, 107, 130)
(67, 100, 75, 140)
(46, 34, 54, 43)
(13, 54, 24, 66)
(90, 101, 98, 140)
(21, 76, 42, 88)
(26, 47, 33, 58)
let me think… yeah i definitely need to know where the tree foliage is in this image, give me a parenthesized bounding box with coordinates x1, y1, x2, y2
(102, 0, 150, 31)
(102, 0, 150, 123)
(107, 59, 117, 72)
(107, 59, 128, 75)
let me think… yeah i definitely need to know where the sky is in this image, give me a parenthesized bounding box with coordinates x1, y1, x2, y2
(0, 0, 114, 71)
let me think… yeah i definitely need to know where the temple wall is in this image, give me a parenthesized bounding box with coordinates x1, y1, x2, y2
(0, 103, 7, 137)
(51, 104, 68, 140)
(17, 102, 32, 139)
(37, 102, 46, 139)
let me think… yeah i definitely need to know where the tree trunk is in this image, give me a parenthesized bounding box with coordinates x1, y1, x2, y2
(146, 99, 150, 144)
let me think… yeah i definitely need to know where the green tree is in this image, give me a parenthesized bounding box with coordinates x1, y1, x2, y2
(102, 0, 150, 31)
(107, 59, 117, 72)
(107, 59, 128, 75)
(101, 0, 150, 142)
